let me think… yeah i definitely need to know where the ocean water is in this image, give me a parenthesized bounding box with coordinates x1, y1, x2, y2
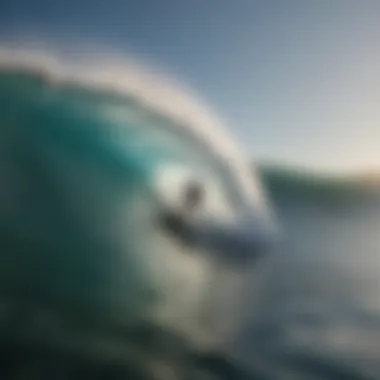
(233, 170, 380, 380)
(1, 47, 380, 380)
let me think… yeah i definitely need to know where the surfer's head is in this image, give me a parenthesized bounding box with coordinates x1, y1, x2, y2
(0, 48, 277, 379)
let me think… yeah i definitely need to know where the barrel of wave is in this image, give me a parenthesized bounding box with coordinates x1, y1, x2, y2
(0, 52, 277, 377)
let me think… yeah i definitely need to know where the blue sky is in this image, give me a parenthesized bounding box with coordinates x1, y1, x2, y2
(1, 0, 380, 173)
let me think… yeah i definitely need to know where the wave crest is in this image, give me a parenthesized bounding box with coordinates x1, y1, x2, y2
(0, 40, 267, 210)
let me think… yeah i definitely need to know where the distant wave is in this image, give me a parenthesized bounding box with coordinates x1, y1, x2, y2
(259, 165, 380, 206)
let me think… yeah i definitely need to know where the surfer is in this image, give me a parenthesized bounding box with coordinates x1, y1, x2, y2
(159, 180, 204, 246)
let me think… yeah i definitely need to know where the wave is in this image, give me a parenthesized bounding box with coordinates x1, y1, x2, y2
(0, 43, 279, 366)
